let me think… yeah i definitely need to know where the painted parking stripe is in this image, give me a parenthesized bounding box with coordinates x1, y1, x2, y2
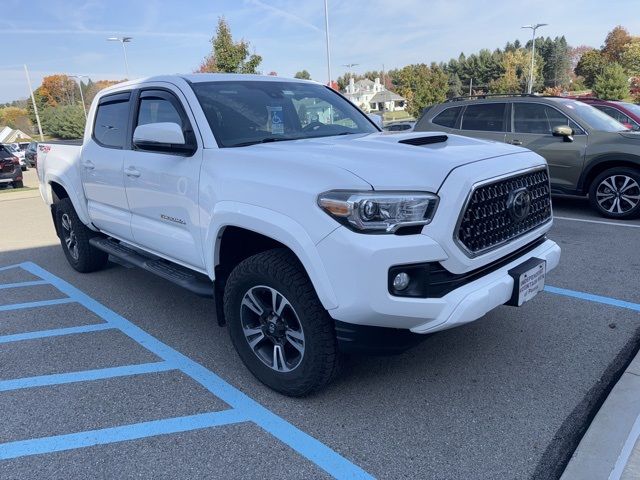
(0, 362, 174, 392)
(0, 280, 48, 290)
(0, 264, 21, 272)
(0, 410, 249, 461)
(15, 262, 375, 480)
(0, 297, 75, 312)
(554, 216, 640, 229)
(0, 323, 114, 344)
(545, 286, 640, 313)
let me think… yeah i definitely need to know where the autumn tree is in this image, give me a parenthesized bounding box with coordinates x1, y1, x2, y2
(602, 26, 633, 62)
(37, 74, 78, 107)
(84, 79, 123, 105)
(620, 41, 640, 75)
(0, 107, 32, 131)
(392, 63, 448, 117)
(197, 17, 261, 74)
(575, 49, 607, 87)
(294, 70, 311, 80)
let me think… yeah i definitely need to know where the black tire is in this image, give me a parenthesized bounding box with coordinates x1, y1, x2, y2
(55, 198, 108, 273)
(224, 248, 340, 396)
(11, 180, 24, 189)
(21, 166, 27, 171)
(589, 167, 640, 219)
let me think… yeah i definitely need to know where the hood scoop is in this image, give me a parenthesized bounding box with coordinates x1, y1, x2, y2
(398, 135, 448, 146)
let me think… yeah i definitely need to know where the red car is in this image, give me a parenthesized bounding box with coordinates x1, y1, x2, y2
(574, 97, 640, 131)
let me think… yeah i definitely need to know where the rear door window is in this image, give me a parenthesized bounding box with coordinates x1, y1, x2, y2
(461, 104, 506, 132)
(432, 107, 462, 128)
(513, 103, 582, 134)
(93, 94, 131, 149)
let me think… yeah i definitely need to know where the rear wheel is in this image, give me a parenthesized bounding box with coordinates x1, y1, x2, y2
(55, 198, 108, 272)
(11, 180, 23, 189)
(589, 167, 640, 219)
(224, 248, 340, 396)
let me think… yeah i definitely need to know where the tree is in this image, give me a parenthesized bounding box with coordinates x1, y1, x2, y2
(620, 41, 640, 75)
(593, 63, 629, 100)
(392, 63, 448, 117)
(40, 105, 85, 139)
(294, 70, 311, 80)
(489, 49, 544, 93)
(0, 107, 31, 131)
(84, 79, 123, 105)
(38, 74, 78, 107)
(447, 73, 463, 98)
(197, 17, 261, 74)
(602, 26, 633, 62)
(575, 49, 607, 87)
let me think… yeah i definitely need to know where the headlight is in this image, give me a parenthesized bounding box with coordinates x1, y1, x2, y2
(318, 190, 439, 233)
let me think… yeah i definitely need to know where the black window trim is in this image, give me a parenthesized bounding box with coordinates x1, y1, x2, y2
(131, 86, 199, 157)
(458, 101, 509, 134)
(431, 106, 463, 129)
(510, 101, 587, 136)
(91, 91, 133, 150)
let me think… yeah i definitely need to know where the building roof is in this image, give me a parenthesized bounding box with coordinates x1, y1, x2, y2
(0, 127, 32, 143)
(370, 90, 405, 102)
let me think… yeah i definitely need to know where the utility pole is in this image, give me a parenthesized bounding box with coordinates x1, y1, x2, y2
(70, 75, 88, 119)
(324, 0, 332, 86)
(24, 64, 43, 141)
(521, 23, 548, 93)
(469, 78, 473, 96)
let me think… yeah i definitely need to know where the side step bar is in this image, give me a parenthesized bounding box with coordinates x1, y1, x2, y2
(89, 237, 214, 298)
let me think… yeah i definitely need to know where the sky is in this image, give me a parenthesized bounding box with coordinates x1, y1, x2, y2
(1, 0, 639, 103)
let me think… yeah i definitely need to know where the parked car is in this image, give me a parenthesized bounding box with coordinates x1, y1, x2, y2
(384, 121, 415, 132)
(2, 143, 27, 171)
(573, 97, 640, 131)
(415, 95, 640, 219)
(37, 74, 560, 395)
(25, 142, 38, 168)
(0, 146, 23, 188)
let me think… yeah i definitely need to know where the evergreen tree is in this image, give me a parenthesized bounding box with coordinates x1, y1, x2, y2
(593, 63, 630, 100)
(197, 17, 262, 74)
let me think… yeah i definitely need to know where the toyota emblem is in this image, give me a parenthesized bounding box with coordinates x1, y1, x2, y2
(507, 187, 531, 222)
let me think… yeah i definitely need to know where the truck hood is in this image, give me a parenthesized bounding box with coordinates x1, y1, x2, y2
(242, 132, 532, 191)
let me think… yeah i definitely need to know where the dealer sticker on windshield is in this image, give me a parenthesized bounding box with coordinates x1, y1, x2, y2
(267, 106, 284, 135)
(507, 258, 546, 307)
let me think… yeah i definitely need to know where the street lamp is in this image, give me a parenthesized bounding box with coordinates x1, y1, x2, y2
(521, 24, 548, 94)
(107, 36, 132, 78)
(324, 0, 331, 86)
(69, 74, 88, 119)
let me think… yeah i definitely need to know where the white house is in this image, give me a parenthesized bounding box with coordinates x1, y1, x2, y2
(0, 126, 32, 143)
(342, 77, 405, 113)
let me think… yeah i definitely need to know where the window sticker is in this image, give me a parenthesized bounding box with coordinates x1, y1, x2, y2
(267, 106, 284, 134)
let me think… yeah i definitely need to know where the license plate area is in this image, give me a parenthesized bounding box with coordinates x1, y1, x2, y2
(506, 257, 546, 307)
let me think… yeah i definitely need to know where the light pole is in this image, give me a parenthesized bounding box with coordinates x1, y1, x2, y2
(107, 36, 132, 78)
(521, 23, 548, 94)
(324, 0, 332, 86)
(69, 75, 88, 119)
(341, 63, 359, 87)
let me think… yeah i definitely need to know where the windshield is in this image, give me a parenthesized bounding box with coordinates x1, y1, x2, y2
(557, 100, 627, 132)
(191, 80, 378, 147)
(616, 101, 640, 117)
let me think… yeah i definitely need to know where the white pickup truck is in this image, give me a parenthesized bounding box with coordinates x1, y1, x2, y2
(38, 74, 560, 395)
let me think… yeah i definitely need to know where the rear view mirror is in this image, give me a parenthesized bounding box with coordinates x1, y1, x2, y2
(133, 122, 195, 155)
(552, 125, 574, 142)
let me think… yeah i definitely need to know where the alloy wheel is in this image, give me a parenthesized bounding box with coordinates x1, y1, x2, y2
(240, 285, 305, 372)
(60, 213, 79, 260)
(596, 175, 640, 214)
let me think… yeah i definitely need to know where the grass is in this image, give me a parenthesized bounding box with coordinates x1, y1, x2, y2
(382, 110, 414, 122)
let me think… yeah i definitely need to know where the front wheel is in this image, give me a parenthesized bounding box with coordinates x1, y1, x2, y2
(55, 198, 109, 273)
(589, 167, 640, 219)
(223, 249, 341, 396)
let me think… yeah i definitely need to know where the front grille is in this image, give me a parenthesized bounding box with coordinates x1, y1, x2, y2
(456, 168, 551, 256)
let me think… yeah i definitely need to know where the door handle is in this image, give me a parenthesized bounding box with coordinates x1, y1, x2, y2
(82, 160, 95, 170)
(510, 140, 523, 146)
(125, 167, 141, 178)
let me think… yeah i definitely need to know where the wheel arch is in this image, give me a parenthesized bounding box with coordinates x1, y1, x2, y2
(579, 154, 640, 194)
(206, 202, 339, 311)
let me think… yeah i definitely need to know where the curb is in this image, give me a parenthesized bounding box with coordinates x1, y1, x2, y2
(561, 351, 640, 480)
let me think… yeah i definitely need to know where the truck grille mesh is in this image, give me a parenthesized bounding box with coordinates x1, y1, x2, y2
(456, 169, 552, 255)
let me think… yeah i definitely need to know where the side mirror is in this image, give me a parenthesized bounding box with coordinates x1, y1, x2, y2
(552, 125, 574, 142)
(368, 114, 383, 129)
(133, 122, 195, 155)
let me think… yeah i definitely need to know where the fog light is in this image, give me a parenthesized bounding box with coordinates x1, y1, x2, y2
(393, 272, 410, 291)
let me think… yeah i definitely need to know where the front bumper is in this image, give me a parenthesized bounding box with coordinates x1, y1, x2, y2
(317, 228, 560, 334)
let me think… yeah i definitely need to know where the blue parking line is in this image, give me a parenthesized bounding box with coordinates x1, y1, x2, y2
(0, 280, 48, 290)
(0, 297, 75, 313)
(0, 362, 173, 392)
(0, 409, 249, 461)
(0, 264, 20, 272)
(545, 286, 640, 313)
(18, 262, 375, 480)
(0, 323, 114, 344)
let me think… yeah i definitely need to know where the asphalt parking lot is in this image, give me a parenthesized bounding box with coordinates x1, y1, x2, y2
(1, 171, 639, 479)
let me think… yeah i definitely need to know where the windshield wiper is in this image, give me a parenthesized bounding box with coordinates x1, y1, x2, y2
(231, 137, 298, 148)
